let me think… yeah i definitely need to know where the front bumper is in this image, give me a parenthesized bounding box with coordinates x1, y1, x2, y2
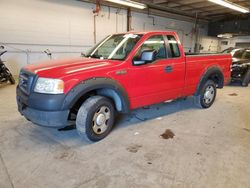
(17, 86, 70, 128)
(231, 64, 249, 80)
(18, 105, 69, 128)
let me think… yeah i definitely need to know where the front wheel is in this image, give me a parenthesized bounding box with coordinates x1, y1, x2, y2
(195, 80, 217, 108)
(5, 68, 15, 84)
(9, 74, 15, 84)
(76, 96, 115, 142)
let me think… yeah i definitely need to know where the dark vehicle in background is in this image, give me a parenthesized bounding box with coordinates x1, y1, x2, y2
(0, 49, 15, 85)
(222, 47, 250, 87)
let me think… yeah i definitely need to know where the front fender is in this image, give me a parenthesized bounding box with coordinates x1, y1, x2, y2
(61, 77, 130, 113)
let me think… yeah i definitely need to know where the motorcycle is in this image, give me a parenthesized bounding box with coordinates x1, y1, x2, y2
(0, 49, 15, 85)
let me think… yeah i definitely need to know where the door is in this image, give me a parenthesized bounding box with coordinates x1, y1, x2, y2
(129, 34, 185, 109)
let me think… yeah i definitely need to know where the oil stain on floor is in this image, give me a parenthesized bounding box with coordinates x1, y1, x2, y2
(160, 129, 175, 139)
(228, 93, 238, 96)
(126, 144, 142, 153)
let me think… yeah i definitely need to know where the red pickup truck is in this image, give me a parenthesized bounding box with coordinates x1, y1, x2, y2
(17, 31, 231, 141)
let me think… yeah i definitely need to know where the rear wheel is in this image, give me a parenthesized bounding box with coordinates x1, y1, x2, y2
(195, 80, 217, 108)
(76, 96, 115, 142)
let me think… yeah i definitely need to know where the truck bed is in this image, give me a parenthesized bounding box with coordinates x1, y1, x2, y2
(185, 52, 221, 56)
(183, 53, 232, 97)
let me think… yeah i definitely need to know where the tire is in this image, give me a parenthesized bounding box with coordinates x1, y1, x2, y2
(9, 74, 15, 84)
(76, 96, 115, 142)
(195, 80, 217, 108)
(5, 68, 15, 84)
(241, 69, 250, 87)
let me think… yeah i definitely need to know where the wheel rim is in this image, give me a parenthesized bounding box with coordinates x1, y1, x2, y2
(203, 85, 215, 104)
(92, 106, 111, 134)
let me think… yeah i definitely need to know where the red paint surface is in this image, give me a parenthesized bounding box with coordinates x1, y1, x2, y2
(24, 31, 232, 110)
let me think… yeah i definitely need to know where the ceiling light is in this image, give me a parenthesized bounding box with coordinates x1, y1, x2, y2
(208, 0, 249, 13)
(105, 0, 147, 9)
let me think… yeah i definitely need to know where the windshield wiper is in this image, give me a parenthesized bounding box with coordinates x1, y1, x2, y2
(87, 54, 106, 59)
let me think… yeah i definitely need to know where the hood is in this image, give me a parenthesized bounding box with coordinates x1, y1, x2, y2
(24, 58, 118, 78)
(232, 58, 250, 65)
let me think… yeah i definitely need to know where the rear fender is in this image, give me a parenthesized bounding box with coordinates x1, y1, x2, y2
(195, 66, 224, 96)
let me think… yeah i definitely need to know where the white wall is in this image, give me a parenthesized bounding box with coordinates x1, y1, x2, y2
(199, 36, 220, 53)
(0, 0, 127, 75)
(0, 0, 208, 75)
(131, 12, 208, 52)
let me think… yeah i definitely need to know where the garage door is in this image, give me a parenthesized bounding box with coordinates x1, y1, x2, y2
(236, 42, 250, 48)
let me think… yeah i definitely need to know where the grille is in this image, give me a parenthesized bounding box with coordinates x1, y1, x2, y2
(19, 70, 35, 95)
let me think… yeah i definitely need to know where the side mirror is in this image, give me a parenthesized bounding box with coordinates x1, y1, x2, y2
(133, 50, 156, 65)
(141, 50, 156, 61)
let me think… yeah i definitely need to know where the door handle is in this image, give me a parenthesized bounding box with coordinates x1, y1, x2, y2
(165, 65, 173, 73)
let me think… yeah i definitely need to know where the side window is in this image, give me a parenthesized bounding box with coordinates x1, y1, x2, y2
(167, 35, 180, 58)
(134, 35, 166, 61)
(244, 51, 250, 59)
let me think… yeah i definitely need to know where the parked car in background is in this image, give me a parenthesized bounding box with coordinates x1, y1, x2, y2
(222, 47, 250, 86)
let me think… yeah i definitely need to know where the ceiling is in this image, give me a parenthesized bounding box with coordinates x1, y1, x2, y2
(135, 0, 250, 21)
(80, 0, 250, 22)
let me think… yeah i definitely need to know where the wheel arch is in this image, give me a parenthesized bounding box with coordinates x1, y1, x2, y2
(62, 77, 130, 113)
(195, 66, 224, 96)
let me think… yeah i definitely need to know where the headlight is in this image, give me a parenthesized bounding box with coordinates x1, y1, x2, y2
(34, 77, 64, 94)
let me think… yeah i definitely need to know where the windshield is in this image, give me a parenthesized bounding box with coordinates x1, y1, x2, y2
(233, 49, 250, 59)
(241, 50, 250, 59)
(233, 49, 244, 58)
(85, 34, 142, 60)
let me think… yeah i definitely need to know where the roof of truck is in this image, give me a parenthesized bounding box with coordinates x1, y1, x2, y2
(114, 31, 177, 35)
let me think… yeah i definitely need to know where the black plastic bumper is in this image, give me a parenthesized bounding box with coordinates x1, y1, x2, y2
(19, 106, 69, 128)
(16, 86, 70, 128)
(231, 64, 249, 80)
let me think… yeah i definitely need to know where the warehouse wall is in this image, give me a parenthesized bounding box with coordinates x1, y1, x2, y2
(131, 12, 208, 53)
(199, 37, 220, 53)
(0, 0, 127, 75)
(0, 0, 208, 75)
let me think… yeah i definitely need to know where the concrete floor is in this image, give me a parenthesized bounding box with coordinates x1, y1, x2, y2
(0, 83, 250, 188)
